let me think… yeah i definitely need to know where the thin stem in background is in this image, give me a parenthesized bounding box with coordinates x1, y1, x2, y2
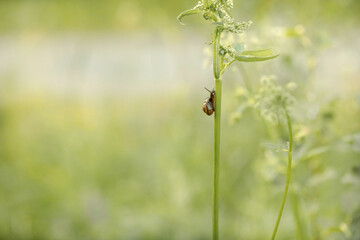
(290, 190, 307, 240)
(238, 63, 252, 92)
(270, 105, 293, 240)
(213, 27, 222, 240)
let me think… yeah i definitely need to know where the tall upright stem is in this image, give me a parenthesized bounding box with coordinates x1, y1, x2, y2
(270, 106, 293, 240)
(213, 27, 222, 240)
(213, 28, 221, 80)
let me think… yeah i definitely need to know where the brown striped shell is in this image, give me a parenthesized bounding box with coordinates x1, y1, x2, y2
(202, 89, 215, 116)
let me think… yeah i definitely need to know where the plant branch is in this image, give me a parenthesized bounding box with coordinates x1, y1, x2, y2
(213, 26, 222, 240)
(270, 105, 293, 240)
(290, 190, 307, 240)
(220, 59, 235, 76)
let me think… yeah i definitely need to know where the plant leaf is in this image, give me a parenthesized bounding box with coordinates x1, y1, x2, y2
(177, 9, 203, 25)
(241, 49, 275, 57)
(235, 49, 279, 62)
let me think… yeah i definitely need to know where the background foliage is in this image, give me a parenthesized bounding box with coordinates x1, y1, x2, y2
(0, 0, 359, 239)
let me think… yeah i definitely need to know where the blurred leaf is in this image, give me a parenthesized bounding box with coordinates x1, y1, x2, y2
(177, 9, 203, 25)
(321, 223, 352, 239)
(350, 208, 360, 240)
(285, 25, 305, 37)
(302, 146, 329, 161)
(234, 49, 279, 62)
(307, 169, 337, 187)
(263, 142, 288, 152)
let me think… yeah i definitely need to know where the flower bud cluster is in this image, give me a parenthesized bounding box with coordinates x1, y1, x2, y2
(231, 76, 297, 125)
(219, 45, 236, 56)
(192, 0, 252, 34)
(220, 20, 253, 34)
(254, 76, 296, 124)
(194, 0, 205, 10)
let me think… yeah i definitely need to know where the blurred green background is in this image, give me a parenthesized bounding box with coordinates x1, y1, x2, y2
(0, 0, 359, 239)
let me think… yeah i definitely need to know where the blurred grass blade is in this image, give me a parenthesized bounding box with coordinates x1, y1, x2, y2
(177, 9, 203, 25)
(302, 146, 329, 161)
(263, 142, 288, 152)
(235, 49, 279, 62)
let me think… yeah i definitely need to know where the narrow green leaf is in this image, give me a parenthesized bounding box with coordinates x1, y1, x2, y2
(177, 9, 203, 25)
(241, 49, 275, 57)
(235, 48, 279, 62)
(235, 54, 278, 62)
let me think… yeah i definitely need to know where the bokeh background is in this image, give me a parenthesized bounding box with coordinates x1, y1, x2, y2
(0, 0, 360, 239)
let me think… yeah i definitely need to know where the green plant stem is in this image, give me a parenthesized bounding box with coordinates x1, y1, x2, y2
(270, 105, 293, 240)
(290, 190, 306, 240)
(213, 28, 221, 80)
(213, 27, 222, 240)
(220, 60, 235, 76)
